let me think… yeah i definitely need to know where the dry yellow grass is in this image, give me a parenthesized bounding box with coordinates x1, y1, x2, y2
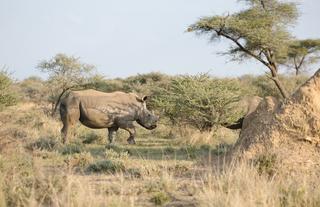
(1, 102, 320, 207)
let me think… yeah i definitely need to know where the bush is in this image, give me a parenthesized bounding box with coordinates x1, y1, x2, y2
(91, 78, 125, 93)
(152, 73, 245, 131)
(28, 137, 59, 151)
(239, 74, 308, 99)
(86, 160, 125, 174)
(151, 191, 171, 205)
(80, 131, 104, 144)
(105, 148, 129, 161)
(64, 152, 94, 169)
(127, 168, 142, 178)
(122, 72, 170, 95)
(18, 76, 47, 102)
(87, 149, 128, 174)
(60, 143, 84, 155)
(0, 153, 34, 206)
(254, 153, 277, 176)
(0, 70, 18, 110)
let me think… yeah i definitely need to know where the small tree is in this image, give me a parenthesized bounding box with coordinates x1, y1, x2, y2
(38, 53, 97, 115)
(152, 74, 245, 131)
(188, 0, 299, 99)
(0, 69, 17, 110)
(283, 39, 320, 75)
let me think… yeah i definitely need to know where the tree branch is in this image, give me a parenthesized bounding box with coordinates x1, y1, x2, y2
(215, 30, 270, 67)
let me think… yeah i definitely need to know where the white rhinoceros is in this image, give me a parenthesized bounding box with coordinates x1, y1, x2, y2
(59, 89, 158, 145)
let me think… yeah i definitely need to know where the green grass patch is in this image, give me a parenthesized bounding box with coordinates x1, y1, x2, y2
(151, 191, 171, 205)
(59, 143, 84, 155)
(80, 131, 104, 144)
(28, 137, 60, 151)
(86, 160, 125, 174)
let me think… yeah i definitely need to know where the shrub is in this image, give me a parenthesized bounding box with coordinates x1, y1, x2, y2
(80, 131, 104, 144)
(28, 137, 59, 151)
(90, 78, 125, 93)
(60, 143, 84, 155)
(181, 145, 198, 159)
(86, 160, 125, 174)
(64, 152, 94, 169)
(254, 153, 277, 176)
(239, 74, 308, 99)
(0, 70, 18, 110)
(127, 168, 142, 178)
(105, 148, 129, 161)
(152, 73, 245, 131)
(163, 146, 175, 155)
(18, 76, 47, 102)
(151, 191, 171, 205)
(122, 72, 170, 95)
(0, 153, 34, 207)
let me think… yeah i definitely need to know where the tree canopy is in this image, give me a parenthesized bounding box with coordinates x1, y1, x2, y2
(38, 53, 98, 115)
(283, 39, 320, 75)
(188, 0, 299, 99)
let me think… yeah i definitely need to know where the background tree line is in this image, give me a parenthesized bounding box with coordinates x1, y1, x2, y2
(1, 53, 309, 132)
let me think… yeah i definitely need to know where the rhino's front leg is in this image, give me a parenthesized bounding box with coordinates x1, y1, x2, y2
(123, 126, 136, 145)
(107, 126, 119, 144)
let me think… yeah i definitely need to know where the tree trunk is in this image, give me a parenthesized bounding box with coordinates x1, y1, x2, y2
(269, 65, 289, 99)
(272, 77, 289, 99)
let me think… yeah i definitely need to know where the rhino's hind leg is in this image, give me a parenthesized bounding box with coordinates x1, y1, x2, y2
(107, 126, 119, 144)
(60, 105, 80, 144)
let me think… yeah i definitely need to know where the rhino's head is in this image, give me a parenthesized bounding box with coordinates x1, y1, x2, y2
(136, 96, 159, 130)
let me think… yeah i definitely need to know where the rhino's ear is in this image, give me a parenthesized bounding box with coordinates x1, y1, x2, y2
(142, 95, 148, 102)
(136, 95, 148, 103)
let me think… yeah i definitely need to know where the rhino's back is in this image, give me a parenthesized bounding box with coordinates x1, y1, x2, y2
(70, 89, 139, 108)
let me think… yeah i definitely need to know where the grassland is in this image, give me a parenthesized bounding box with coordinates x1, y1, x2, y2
(1, 102, 320, 207)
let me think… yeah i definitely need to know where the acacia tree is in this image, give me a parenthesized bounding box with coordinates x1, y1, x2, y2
(38, 53, 98, 115)
(283, 39, 320, 75)
(188, 0, 299, 99)
(152, 74, 245, 131)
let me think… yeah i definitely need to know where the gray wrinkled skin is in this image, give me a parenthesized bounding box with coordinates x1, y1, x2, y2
(59, 89, 159, 145)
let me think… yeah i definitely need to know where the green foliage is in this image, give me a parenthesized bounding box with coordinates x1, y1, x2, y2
(0, 70, 18, 109)
(239, 74, 308, 98)
(183, 145, 198, 159)
(18, 76, 47, 102)
(151, 191, 171, 205)
(28, 137, 60, 151)
(188, 0, 300, 98)
(37, 53, 99, 114)
(284, 39, 320, 75)
(123, 72, 170, 92)
(60, 143, 84, 155)
(254, 153, 277, 176)
(91, 78, 125, 93)
(80, 131, 104, 144)
(153, 73, 245, 131)
(38, 53, 96, 87)
(189, 0, 297, 61)
(127, 168, 142, 178)
(86, 160, 125, 174)
(105, 148, 129, 160)
(0, 153, 34, 207)
(64, 152, 94, 169)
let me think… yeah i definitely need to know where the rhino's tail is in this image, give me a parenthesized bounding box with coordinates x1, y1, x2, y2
(222, 117, 244, 130)
(53, 88, 72, 117)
